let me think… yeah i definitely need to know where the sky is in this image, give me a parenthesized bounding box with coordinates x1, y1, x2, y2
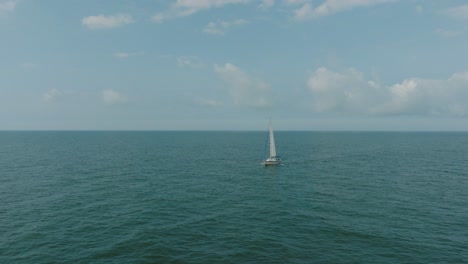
(1, 0, 468, 131)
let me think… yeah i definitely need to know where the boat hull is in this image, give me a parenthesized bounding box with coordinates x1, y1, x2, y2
(262, 160, 281, 166)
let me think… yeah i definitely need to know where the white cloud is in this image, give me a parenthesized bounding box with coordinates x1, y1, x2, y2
(294, 0, 397, 20)
(307, 67, 383, 113)
(195, 97, 224, 107)
(82, 14, 134, 29)
(43, 89, 63, 102)
(445, 4, 468, 20)
(203, 19, 247, 35)
(151, 0, 250, 22)
(102, 89, 127, 104)
(177, 56, 204, 68)
(307, 67, 468, 116)
(214, 63, 271, 108)
(0, 0, 15, 15)
(174, 0, 250, 14)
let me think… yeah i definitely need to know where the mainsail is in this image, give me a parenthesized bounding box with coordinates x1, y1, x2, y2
(263, 119, 281, 166)
(269, 120, 276, 158)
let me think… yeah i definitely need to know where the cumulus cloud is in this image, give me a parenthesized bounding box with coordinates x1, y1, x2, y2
(0, 0, 15, 15)
(307, 67, 384, 113)
(444, 4, 468, 20)
(102, 89, 127, 104)
(82, 14, 134, 29)
(151, 0, 250, 22)
(294, 0, 397, 20)
(214, 63, 271, 108)
(203, 19, 247, 35)
(307, 67, 468, 116)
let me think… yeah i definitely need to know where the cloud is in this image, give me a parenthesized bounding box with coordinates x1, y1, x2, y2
(43, 89, 63, 102)
(203, 19, 247, 35)
(0, 0, 15, 15)
(307, 67, 468, 116)
(151, 13, 166, 23)
(102, 89, 127, 104)
(294, 0, 397, 20)
(284, 0, 307, 5)
(177, 56, 204, 68)
(415, 5, 423, 14)
(82, 14, 134, 29)
(435, 28, 461, 38)
(20, 62, 36, 70)
(113, 51, 144, 58)
(195, 97, 224, 107)
(151, 0, 250, 22)
(173, 0, 250, 15)
(114, 52, 129, 58)
(307, 67, 383, 113)
(259, 0, 275, 9)
(214, 63, 271, 108)
(444, 4, 468, 20)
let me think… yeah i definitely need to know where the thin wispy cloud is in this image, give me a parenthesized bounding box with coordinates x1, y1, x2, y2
(20, 62, 36, 70)
(214, 63, 271, 109)
(152, 0, 250, 22)
(173, 0, 250, 16)
(102, 89, 128, 104)
(444, 4, 468, 20)
(259, 0, 275, 9)
(203, 19, 247, 35)
(284, 0, 307, 5)
(195, 97, 224, 107)
(43, 89, 63, 102)
(294, 0, 397, 20)
(415, 5, 423, 14)
(0, 0, 15, 15)
(113, 51, 144, 58)
(82, 14, 134, 29)
(307, 67, 468, 116)
(177, 56, 204, 68)
(435, 28, 461, 38)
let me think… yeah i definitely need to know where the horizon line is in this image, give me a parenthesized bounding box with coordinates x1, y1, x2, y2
(1, 129, 467, 132)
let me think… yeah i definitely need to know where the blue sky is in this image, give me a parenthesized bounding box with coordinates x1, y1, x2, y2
(1, 0, 468, 130)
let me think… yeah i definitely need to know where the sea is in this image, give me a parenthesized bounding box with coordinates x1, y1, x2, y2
(0, 131, 467, 263)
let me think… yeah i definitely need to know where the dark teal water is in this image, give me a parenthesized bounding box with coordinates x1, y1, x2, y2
(1, 131, 467, 263)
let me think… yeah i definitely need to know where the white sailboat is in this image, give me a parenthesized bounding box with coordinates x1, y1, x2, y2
(262, 120, 281, 166)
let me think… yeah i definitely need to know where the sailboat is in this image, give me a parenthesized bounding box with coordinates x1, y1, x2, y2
(262, 120, 281, 166)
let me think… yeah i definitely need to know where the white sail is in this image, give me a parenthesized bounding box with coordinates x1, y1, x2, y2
(269, 121, 276, 157)
(263, 119, 281, 166)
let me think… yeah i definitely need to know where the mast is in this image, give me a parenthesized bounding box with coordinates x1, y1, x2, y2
(269, 120, 276, 158)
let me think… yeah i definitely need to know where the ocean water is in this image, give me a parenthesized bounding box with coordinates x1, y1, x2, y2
(0, 131, 467, 263)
